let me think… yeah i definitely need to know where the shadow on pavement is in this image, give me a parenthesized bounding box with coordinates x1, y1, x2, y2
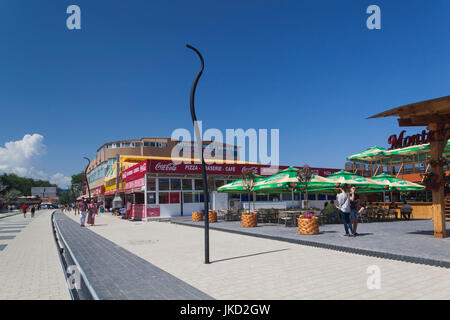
(211, 248, 290, 264)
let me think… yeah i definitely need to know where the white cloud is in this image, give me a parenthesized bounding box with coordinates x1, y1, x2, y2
(0, 134, 46, 177)
(0, 134, 71, 188)
(50, 173, 71, 189)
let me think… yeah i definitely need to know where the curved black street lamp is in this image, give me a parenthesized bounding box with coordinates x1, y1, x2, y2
(83, 157, 91, 201)
(187, 44, 210, 264)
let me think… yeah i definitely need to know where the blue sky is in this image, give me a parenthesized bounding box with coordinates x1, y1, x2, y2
(0, 0, 449, 187)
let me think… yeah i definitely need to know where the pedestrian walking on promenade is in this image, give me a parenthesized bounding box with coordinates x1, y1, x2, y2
(336, 184, 355, 237)
(79, 200, 87, 227)
(22, 204, 28, 218)
(349, 185, 362, 235)
(126, 200, 132, 219)
(31, 205, 35, 218)
(74, 202, 79, 215)
(87, 200, 97, 226)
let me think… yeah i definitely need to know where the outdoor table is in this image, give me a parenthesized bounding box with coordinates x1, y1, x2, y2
(278, 210, 303, 226)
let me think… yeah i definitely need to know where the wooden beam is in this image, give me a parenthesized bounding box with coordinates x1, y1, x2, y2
(428, 123, 447, 238)
(398, 115, 450, 127)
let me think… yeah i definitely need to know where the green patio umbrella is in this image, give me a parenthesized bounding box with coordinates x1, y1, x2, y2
(370, 173, 425, 192)
(323, 170, 388, 192)
(217, 175, 265, 193)
(385, 143, 430, 156)
(252, 167, 336, 193)
(347, 146, 388, 161)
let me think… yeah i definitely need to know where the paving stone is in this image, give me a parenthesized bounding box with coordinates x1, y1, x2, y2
(62, 211, 450, 300)
(0, 210, 70, 300)
(54, 212, 212, 300)
(173, 218, 450, 268)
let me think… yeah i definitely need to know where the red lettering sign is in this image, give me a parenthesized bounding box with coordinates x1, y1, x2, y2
(388, 130, 433, 150)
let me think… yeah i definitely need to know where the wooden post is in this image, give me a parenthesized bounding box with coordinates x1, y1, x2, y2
(428, 123, 446, 238)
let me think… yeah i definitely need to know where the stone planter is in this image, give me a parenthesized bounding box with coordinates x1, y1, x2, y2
(192, 211, 203, 222)
(297, 217, 319, 235)
(241, 214, 258, 228)
(208, 210, 217, 223)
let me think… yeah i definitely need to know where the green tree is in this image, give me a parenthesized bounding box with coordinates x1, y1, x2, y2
(241, 169, 257, 213)
(4, 189, 22, 204)
(71, 173, 83, 197)
(296, 165, 313, 210)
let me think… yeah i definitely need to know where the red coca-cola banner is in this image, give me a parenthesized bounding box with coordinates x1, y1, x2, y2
(142, 159, 339, 177)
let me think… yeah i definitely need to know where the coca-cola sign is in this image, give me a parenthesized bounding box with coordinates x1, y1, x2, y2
(154, 162, 178, 171)
(241, 166, 259, 174)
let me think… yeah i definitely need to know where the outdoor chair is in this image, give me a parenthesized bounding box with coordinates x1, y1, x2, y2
(376, 207, 387, 221)
(387, 209, 398, 220)
(217, 210, 227, 221)
(358, 209, 370, 223)
(317, 209, 330, 225)
(364, 207, 376, 222)
(268, 209, 278, 223)
(278, 211, 295, 227)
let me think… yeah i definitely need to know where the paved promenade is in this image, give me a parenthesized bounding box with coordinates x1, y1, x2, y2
(64, 212, 450, 300)
(174, 218, 450, 268)
(54, 212, 212, 300)
(0, 210, 70, 300)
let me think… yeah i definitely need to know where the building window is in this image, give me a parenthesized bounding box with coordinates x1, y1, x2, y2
(194, 179, 203, 190)
(183, 192, 195, 203)
(147, 192, 156, 204)
(254, 193, 266, 201)
(170, 192, 180, 204)
(230, 193, 241, 200)
(159, 192, 170, 204)
(170, 179, 181, 190)
(268, 193, 280, 202)
(159, 179, 170, 191)
(147, 177, 156, 191)
(182, 179, 192, 190)
(122, 142, 131, 148)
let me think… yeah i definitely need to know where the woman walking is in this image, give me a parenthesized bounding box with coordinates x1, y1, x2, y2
(31, 205, 36, 218)
(87, 200, 97, 226)
(349, 185, 362, 236)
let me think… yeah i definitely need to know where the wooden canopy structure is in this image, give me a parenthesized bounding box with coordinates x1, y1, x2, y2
(369, 95, 450, 238)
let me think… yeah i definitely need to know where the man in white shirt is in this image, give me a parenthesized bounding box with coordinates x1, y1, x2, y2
(336, 184, 355, 236)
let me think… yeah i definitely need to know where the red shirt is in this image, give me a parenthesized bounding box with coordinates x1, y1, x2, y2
(22, 205, 28, 213)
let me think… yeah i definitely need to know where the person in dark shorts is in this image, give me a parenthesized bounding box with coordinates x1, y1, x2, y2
(31, 205, 35, 218)
(349, 185, 361, 235)
(400, 201, 413, 220)
(336, 184, 355, 236)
